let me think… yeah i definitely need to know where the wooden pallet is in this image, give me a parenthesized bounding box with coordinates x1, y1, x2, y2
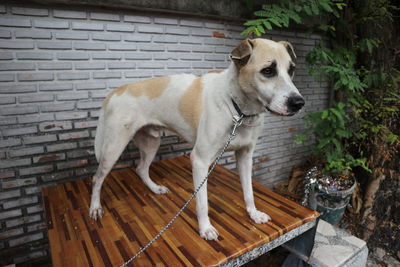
(42, 155, 318, 267)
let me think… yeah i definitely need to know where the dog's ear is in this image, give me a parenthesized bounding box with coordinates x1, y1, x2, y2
(230, 38, 254, 68)
(279, 41, 297, 59)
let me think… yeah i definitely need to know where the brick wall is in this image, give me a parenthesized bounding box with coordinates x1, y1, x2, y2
(0, 3, 329, 265)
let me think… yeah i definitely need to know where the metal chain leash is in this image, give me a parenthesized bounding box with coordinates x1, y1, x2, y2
(302, 166, 318, 206)
(119, 114, 244, 267)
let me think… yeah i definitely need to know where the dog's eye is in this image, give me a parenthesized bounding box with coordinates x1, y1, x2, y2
(288, 65, 295, 76)
(260, 67, 276, 78)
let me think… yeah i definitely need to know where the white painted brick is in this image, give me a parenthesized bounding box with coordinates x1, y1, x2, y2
(124, 71, 152, 78)
(3, 196, 38, 209)
(165, 26, 190, 35)
(0, 62, 35, 71)
(106, 23, 134, 32)
(77, 101, 102, 109)
(0, 29, 12, 38)
(23, 134, 57, 144)
(59, 130, 90, 140)
(41, 102, 75, 112)
(0, 96, 16, 105)
(0, 17, 31, 27)
(204, 37, 225, 46)
(5, 214, 41, 228)
(57, 72, 90, 80)
(166, 61, 191, 69)
(46, 142, 77, 152)
(57, 92, 89, 101)
(124, 34, 152, 42)
(38, 62, 72, 70)
(137, 25, 164, 33)
(0, 5, 6, 14)
(0, 73, 15, 82)
(0, 189, 21, 200)
(0, 138, 21, 148)
(72, 22, 104, 31)
(75, 62, 106, 70)
(39, 83, 73, 91)
(0, 105, 38, 115)
(136, 62, 164, 69)
(92, 52, 123, 60)
(108, 62, 136, 69)
(0, 40, 34, 49)
(55, 31, 89, 40)
(57, 52, 89, 60)
(179, 36, 203, 44)
(204, 54, 226, 61)
(167, 44, 191, 52)
(76, 82, 106, 90)
(18, 73, 53, 82)
(34, 20, 69, 29)
(138, 43, 165, 51)
(2, 126, 37, 137)
(192, 61, 214, 69)
(19, 94, 54, 103)
(179, 53, 202, 60)
(108, 43, 137, 51)
(153, 52, 179, 60)
(16, 52, 52, 60)
(0, 158, 31, 168)
(9, 232, 44, 247)
(74, 42, 106, 50)
(153, 35, 179, 43)
(18, 114, 54, 124)
(55, 111, 87, 120)
(37, 41, 72, 50)
(192, 45, 214, 53)
(0, 117, 17, 125)
(12, 7, 48, 16)
(125, 52, 152, 60)
(93, 71, 122, 79)
(92, 32, 121, 41)
(191, 28, 213, 36)
(0, 209, 22, 220)
(0, 52, 13, 60)
(53, 9, 86, 19)
(124, 15, 151, 23)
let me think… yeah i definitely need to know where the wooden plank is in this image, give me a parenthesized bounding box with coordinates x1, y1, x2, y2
(43, 155, 318, 266)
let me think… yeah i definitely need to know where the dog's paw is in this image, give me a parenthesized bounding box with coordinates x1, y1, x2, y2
(199, 225, 219, 241)
(151, 185, 170, 194)
(249, 209, 271, 224)
(89, 206, 104, 220)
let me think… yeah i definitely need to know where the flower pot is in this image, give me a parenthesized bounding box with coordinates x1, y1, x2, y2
(314, 178, 356, 225)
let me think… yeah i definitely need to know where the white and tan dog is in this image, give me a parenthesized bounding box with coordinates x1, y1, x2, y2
(89, 38, 305, 240)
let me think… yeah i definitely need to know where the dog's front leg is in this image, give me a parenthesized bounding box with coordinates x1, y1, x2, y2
(236, 147, 271, 224)
(190, 151, 219, 240)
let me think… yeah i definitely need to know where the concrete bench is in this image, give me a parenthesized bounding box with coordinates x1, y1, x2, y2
(284, 219, 368, 267)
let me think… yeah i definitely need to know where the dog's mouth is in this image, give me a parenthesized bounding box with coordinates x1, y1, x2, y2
(265, 106, 296, 117)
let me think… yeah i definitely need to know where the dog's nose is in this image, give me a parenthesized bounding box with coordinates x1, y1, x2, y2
(287, 95, 305, 113)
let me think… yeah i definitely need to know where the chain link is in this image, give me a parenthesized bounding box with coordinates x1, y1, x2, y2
(120, 115, 244, 267)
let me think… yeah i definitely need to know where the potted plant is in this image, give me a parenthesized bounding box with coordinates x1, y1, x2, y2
(296, 102, 370, 224)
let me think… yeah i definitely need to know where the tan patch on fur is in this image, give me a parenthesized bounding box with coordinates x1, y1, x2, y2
(102, 76, 170, 107)
(207, 70, 223, 74)
(179, 77, 203, 130)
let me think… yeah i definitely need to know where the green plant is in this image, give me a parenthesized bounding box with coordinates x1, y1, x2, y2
(242, 0, 399, 177)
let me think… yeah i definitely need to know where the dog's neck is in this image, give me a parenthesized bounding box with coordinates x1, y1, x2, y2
(226, 63, 265, 116)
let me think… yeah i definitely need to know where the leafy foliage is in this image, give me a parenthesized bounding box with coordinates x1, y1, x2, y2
(242, 0, 399, 176)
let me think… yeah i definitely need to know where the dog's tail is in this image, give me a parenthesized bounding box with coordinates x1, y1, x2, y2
(94, 109, 105, 162)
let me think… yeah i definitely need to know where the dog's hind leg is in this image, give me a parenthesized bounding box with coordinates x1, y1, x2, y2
(89, 122, 139, 220)
(133, 127, 169, 194)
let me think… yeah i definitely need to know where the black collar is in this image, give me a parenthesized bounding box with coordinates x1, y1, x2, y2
(231, 99, 258, 118)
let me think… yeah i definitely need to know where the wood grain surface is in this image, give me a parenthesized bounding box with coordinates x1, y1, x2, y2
(42, 155, 319, 267)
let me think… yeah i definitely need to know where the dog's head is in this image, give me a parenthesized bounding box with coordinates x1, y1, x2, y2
(231, 38, 304, 116)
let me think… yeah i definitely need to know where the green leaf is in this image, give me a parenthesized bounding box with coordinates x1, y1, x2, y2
(263, 20, 273, 30)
